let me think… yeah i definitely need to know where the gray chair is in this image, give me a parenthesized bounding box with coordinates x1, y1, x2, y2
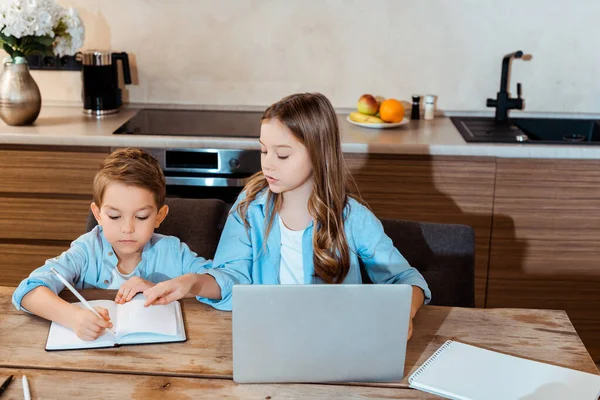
(85, 197, 227, 259)
(361, 218, 476, 307)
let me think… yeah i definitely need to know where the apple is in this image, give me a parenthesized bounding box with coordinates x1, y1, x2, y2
(357, 94, 379, 115)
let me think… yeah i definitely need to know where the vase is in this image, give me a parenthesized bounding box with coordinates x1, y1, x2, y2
(0, 60, 42, 126)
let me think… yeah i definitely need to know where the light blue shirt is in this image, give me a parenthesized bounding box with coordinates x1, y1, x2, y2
(200, 190, 431, 311)
(12, 226, 211, 310)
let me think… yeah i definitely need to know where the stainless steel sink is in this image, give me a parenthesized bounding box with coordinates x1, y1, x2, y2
(451, 116, 600, 145)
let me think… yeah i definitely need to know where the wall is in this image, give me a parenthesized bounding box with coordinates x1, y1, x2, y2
(2, 0, 599, 112)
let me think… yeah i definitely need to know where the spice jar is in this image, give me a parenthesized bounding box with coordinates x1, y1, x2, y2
(411, 95, 421, 120)
(424, 94, 436, 120)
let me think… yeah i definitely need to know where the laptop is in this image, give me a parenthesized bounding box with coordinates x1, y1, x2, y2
(232, 284, 412, 383)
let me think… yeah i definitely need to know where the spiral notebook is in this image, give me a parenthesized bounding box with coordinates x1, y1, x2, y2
(408, 340, 600, 400)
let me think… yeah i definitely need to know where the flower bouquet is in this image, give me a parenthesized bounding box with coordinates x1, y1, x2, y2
(0, 0, 84, 125)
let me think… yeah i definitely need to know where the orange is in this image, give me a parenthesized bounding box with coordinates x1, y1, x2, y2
(379, 99, 405, 123)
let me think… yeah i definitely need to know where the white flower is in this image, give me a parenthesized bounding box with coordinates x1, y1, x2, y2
(0, 0, 60, 38)
(53, 7, 84, 56)
(0, 0, 84, 58)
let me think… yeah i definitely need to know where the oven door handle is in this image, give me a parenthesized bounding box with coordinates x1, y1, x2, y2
(165, 176, 248, 187)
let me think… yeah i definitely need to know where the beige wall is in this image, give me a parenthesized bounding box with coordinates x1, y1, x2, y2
(4, 0, 599, 112)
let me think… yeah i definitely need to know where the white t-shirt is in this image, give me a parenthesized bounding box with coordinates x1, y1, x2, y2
(279, 216, 306, 285)
(106, 266, 136, 289)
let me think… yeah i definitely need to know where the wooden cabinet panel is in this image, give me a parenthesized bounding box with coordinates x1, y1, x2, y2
(495, 158, 600, 200)
(0, 147, 106, 287)
(493, 198, 600, 240)
(0, 243, 68, 286)
(345, 154, 496, 307)
(0, 147, 108, 287)
(0, 197, 91, 240)
(345, 154, 495, 198)
(0, 149, 108, 195)
(489, 239, 600, 279)
(364, 194, 493, 232)
(489, 158, 600, 361)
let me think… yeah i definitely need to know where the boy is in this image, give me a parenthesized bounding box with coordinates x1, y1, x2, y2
(12, 148, 211, 341)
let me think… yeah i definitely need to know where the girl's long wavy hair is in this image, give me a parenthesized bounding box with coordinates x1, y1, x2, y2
(236, 92, 366, 283)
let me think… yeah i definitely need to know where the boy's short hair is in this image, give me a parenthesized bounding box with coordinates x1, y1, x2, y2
(93, 148, 166, 208)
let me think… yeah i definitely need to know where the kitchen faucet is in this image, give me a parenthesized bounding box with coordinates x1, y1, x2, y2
(486, 50, 525, 123)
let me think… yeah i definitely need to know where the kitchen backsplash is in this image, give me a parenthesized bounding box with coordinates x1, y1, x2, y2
(2, 0, 598, 113)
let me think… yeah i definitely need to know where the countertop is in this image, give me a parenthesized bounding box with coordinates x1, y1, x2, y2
(1, 106, 600, 159)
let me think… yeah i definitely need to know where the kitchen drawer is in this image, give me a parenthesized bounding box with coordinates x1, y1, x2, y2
(489, 239, 600, 280)
(345, 154, 496, 198)
(493, 197, 600, 241)
(0, 243, 69, 286)
(0, 197, 91, 241)
(0, 149, 109, 195)
(493, 158, 600, 240)
(495, 158, 600, 200)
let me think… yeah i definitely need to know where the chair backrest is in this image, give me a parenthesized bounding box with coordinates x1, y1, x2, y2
(361, 218, 475, 307)
(85, 198, 227, 259)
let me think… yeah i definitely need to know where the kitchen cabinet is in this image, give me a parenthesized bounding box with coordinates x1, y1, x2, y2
(345, 153, 496, 308)
(0, 145, 110, 286)
(1, 145, 598, 362)
(0, 243, 68, 288)
(487, 158, 600, 362)
(346, 153, 600, 361)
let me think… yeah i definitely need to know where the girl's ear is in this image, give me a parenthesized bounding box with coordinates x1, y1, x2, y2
(91, 202, 102, 226)
(155, 204, 169, 228)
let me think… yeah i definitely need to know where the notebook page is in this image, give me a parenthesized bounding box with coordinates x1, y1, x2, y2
(115, 295, 178, 340)
(45, 300, 117, 350)
(118, 301, 186, 345)
(409, 340, 600, 400)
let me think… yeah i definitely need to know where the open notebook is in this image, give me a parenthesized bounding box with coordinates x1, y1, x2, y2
(409, 340, 600, 400)
(45, 295, 186, 350)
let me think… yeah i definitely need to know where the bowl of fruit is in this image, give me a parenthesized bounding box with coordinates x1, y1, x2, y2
(347, 94, 408, 129)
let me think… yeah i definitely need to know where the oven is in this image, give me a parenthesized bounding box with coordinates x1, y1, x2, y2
(112, 108, 264, 207)
(137, 147, 261, 206)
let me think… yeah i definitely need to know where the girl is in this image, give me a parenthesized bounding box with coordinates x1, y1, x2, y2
(143, 93, 431, 339)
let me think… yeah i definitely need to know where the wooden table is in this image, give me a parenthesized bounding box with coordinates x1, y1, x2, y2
(1, 286, 598, 393)
(0, 367, 439, 400)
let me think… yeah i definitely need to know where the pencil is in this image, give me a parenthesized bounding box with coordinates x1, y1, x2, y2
(22, 375, 30, 400)
(49, 267, 115, 334)
(0, 374, 13, 395)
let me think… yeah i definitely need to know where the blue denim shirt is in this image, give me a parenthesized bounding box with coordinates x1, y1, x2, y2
(12, 226, 211, 310)
(200, 190, 431, 310)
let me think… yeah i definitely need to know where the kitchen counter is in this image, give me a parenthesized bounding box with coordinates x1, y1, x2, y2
(1, 106, 600, 159)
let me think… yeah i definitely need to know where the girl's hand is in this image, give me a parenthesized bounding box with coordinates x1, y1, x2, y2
(70, 306, 113, 341)
(407, 318, 414, 341)
(115, 277, 156, 304)
(143, 275, 194, 307)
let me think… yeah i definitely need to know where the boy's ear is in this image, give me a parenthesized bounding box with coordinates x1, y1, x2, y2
(155, 204, 169, 228)
(91, 202, 102, 225)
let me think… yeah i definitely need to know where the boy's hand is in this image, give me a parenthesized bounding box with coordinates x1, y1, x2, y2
(115, 277, 155, 304)
(143, 275, 194, 307)
(407, 318, 414, 341)
(71, 306, 113, 341)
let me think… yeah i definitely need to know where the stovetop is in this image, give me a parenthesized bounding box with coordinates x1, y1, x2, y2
(114, 109, 263, 137)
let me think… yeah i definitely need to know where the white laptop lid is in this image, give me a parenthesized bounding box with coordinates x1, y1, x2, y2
(232, 284, 412, 383)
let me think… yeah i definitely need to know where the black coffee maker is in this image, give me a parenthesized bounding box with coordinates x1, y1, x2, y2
(80, 50, 132, 115)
